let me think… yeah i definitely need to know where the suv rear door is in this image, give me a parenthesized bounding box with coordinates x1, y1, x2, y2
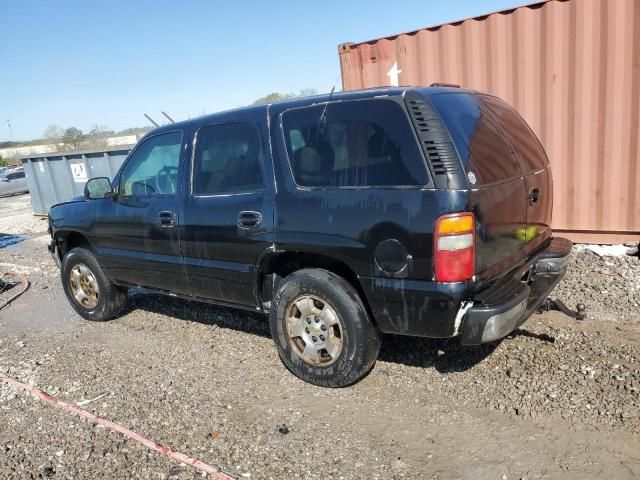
(478, 95, 553, 256)
(429, 92, 528, 283)
(179, 112, 275, 307)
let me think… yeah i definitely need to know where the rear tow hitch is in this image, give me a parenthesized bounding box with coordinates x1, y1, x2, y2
(538, 297, 586, 321)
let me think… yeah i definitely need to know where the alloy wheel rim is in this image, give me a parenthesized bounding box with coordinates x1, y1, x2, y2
(69, 263, 99, 309)
(285, 295, 344, 367)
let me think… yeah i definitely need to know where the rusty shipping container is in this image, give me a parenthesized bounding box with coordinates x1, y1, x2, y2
(338, 0, 640, 244)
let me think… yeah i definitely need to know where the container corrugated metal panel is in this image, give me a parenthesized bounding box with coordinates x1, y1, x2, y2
(22, 148, 132, 215)
(339, 0, 640, 244)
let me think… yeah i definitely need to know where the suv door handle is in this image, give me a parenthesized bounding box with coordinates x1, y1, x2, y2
(158, 211, 176, 227)
(237, 211, 262, 229)
(528, 187, 540, 205)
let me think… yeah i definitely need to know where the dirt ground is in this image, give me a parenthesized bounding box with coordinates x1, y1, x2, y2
(1, 194, 639, 479)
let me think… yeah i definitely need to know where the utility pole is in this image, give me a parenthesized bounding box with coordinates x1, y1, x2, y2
(6, 120, 14, 141)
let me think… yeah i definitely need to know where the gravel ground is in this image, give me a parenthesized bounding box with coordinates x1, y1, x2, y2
(0, 194, 47, 237)
(1, 194, 640, 479)
(555, 246, 640, 322)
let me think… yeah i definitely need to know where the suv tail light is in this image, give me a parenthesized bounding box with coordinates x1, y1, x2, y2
(434, 213, 475, 282)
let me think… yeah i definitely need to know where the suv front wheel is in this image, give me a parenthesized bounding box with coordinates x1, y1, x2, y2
(270, 269, 380, 387)
(61, 247, 128, 321)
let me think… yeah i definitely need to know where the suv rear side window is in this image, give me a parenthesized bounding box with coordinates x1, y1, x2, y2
(282, 99, 429, 187)
(193, 123, 264, 195)
(431, 93, 521, 185)
(479, 95, 549, 173)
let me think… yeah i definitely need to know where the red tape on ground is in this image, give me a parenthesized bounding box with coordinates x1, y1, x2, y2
(0, 372, 235, 479)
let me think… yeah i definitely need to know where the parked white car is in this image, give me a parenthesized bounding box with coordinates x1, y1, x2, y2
(0, 168, 28, 196)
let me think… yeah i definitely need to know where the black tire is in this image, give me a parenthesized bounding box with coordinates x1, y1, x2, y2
(61, 247, 128, 321)
(270, 268, 380, 387)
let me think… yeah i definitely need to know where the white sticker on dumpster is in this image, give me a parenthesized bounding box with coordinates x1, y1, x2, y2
(70, 163, 88, 183)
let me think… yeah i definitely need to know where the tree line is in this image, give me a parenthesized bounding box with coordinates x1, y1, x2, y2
(42, 125, 151, 152)
(252, 88, 318, 105)
(2, 89, 319, 159)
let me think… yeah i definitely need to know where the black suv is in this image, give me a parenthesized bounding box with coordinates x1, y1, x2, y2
(48, 87, 571, 387)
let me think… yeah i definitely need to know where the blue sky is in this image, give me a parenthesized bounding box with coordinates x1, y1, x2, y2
(1, 0, 523, 142)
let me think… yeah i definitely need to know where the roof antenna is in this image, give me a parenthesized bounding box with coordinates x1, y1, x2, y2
(317, 73, 341, 138)
(161, 111, 175, 124)
(318, 85, 336, 128)
(144, 113, 160, 127)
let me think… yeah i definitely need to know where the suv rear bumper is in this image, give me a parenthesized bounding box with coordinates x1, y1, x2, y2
(362, 237, 572, 342)
(461, 237, 572, 344)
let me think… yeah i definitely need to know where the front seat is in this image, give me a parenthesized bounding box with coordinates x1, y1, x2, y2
(217, 155, 250, 191)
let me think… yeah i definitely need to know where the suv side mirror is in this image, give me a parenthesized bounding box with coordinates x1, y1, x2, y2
(84, 177, 113, 199)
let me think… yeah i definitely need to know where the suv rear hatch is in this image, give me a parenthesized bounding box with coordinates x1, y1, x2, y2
(413, 89, 553, 286)
(478, 94, 553, 257)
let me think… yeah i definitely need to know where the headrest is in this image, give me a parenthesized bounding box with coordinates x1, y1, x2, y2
(314, 140, 335, 168)
(297, 147, 324, 175)
(368, 130, 386, 157)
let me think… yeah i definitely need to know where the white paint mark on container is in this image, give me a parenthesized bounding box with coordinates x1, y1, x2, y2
(387, 62, 402, 87)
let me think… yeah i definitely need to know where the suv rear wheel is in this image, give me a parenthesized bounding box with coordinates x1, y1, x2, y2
(61, 247, 128, 321)
(269, 268, 380, 387)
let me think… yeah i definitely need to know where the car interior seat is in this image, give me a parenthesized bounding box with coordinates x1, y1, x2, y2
(294, 141, 335, 186)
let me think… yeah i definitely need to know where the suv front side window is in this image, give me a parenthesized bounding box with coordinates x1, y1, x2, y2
(119, 131, 183, 197)
(282, 99, 429, 188)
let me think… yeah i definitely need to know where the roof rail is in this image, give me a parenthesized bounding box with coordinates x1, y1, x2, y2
(430, 82, 461, 88)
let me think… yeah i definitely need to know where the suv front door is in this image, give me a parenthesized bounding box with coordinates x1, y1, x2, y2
(93, 129, 190, 294)
(180, 117, 274, 307)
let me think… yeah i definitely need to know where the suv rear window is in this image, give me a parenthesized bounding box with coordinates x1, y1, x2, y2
(431, 93, 521, 185)
(282, 99, 429, 187)
(479, 95, 549, 174)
